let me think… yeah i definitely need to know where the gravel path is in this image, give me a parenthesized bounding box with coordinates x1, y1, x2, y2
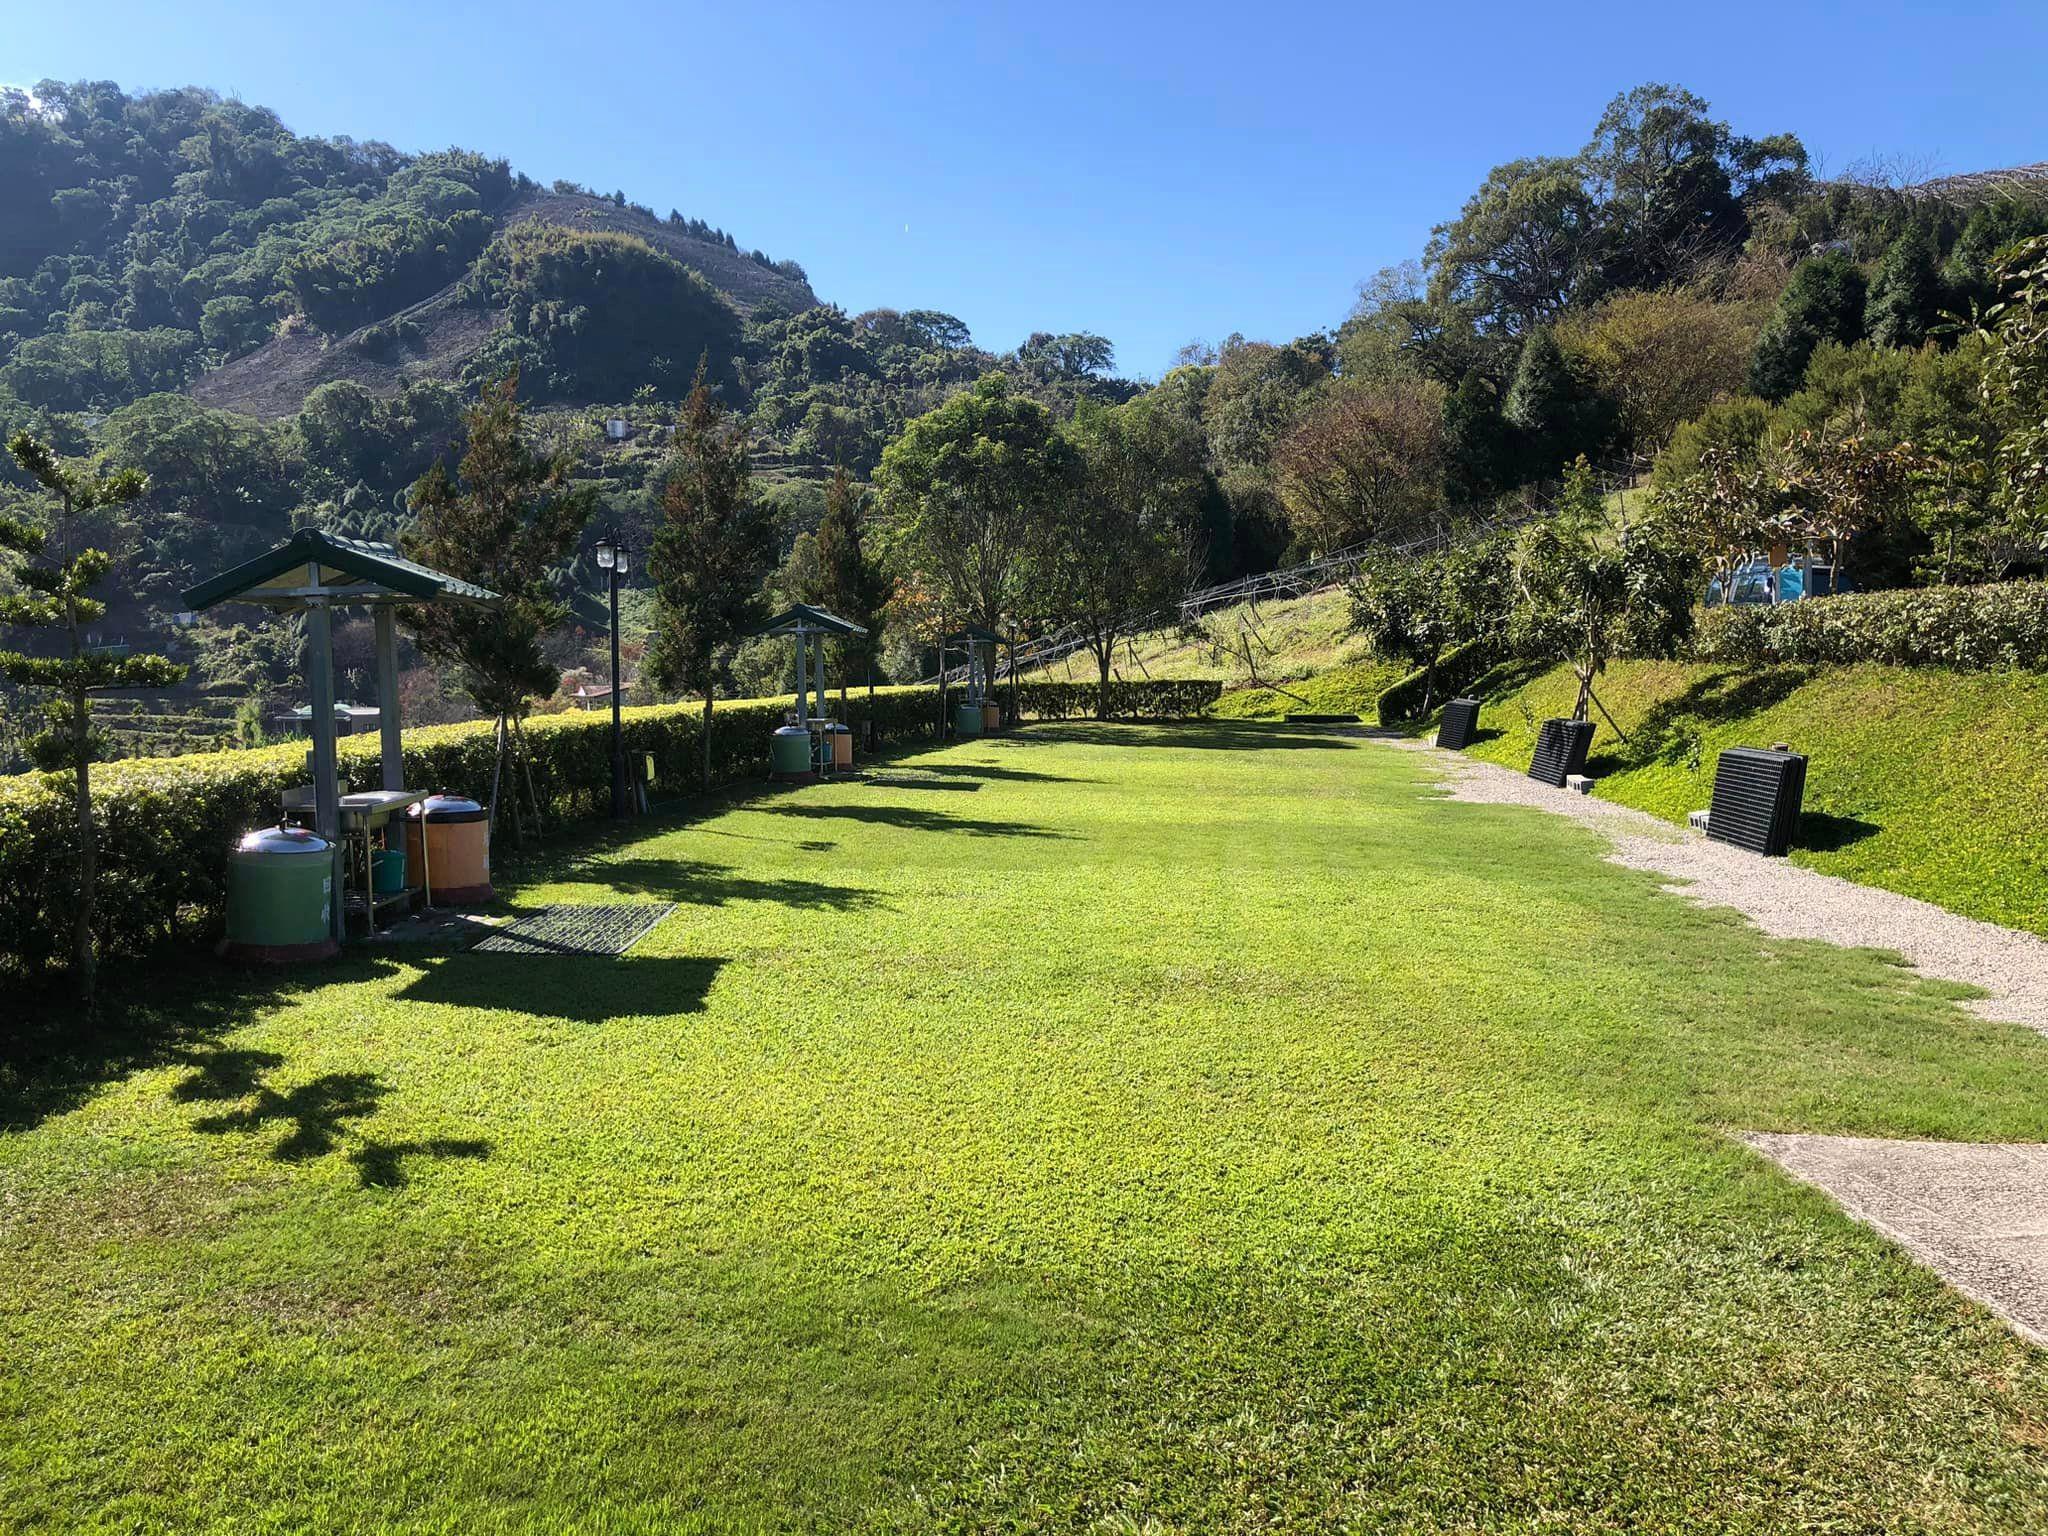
(1383, 739, 2048, 1036)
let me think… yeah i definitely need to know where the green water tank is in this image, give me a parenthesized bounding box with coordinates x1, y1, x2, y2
(771, 724, 814, 776)
(223, 825, 337, 962)
(954, 701, 984, 738)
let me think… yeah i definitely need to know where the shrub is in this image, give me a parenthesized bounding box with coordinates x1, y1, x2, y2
(1376, 638, 1499, 725)
(1010, 679, 1223, 720)
(1692, 580, 2048, 669)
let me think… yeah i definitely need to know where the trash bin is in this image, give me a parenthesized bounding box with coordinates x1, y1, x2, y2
(404, 794, 494, 905)
(831, 723, 853, 769)
(982, 701, 1001, 732)
(954, 701, 984, 738)
(371, 844, 407, 896)
(771, 724, 814, 780)
(222, 825, 338, 963)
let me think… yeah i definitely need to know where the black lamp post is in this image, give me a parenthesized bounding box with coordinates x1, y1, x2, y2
(595, 531, 629, 818)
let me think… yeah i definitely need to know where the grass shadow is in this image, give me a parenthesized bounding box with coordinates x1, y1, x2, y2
(395, 953, 727, 1023)
(563, 857, 886, 912)
(1798, 811, 1881, 853)
(170, 1042, 491, 1188)
(757, 802, 1070, 839)
(1036, 721, 1351, 752)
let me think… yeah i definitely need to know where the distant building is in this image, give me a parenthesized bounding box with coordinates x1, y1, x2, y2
(571, 683, 618, 711)
(605, 418, 630, 442)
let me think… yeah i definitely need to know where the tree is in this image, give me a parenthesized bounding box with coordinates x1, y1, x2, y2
(646, 368, 779, 789)
(811, 466, 894, 712)
(1749, 252, 1868, 400)
(1439, 372, 1519, 506)
(1348, 534, 1513, 714)
(0, 433, 186, 999)
(1051, 396, 1207, 718)
(1866, 224, 1946, 350)
(1558, 287, 1758, 458)
(1427, 157, 1603, 337)
(1512, 458, 1698, 722)
(403, 373, 596, 841)
(1975, 233, 2048, 561)
(1273, 375, 1446, 553)
(1581, 83, 1807, 292)
(1505, 327, 1612, 475)
(874, 373, 1078, 633)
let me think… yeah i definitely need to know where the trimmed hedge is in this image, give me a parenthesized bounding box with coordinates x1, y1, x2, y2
(0, 687, 944, 987)
(1009, 678, 1223, 720)
(0, 676, 1219, 985)
(1375, 639, 1500, 725)
(1692, 580, 2048, 670)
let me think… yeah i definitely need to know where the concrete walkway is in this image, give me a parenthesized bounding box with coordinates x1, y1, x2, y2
(1745, 1134, 2048, 1345)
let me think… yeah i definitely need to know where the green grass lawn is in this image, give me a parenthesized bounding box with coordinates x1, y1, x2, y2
(1457, 660, 2048, 939)
(8, 721, 2048, 1532)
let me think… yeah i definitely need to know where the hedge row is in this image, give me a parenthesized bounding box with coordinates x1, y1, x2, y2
(0, 677, 1215, 985)
(1008, 678, 1223, 720)
(1691, 580, 2048, 670)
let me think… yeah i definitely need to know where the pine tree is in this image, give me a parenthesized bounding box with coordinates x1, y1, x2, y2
(646, 367, 779, 788)
(1749, 251, 1868, 400)
(1, 433, 186, 1000)
(402, 373, 595, 842)
(811, 466, 893, 715)
(1866, 225, 1945, 350)
(1505, 328, 1610, 477)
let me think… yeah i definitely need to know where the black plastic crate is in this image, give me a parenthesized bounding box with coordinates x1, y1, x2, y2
(1527, 718, 1594, 787)
(1707, 747, 1808, 856)
(1436, 698, 1482, 751)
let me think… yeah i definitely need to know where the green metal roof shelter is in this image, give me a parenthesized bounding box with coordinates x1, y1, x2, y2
(749, 602, 868, 727)
(181, 529, 500, 942)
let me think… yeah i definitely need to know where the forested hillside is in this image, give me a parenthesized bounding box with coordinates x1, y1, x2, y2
(3, 76, 2046, 765)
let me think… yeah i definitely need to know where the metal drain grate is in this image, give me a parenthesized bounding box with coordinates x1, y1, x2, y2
(470, 903, 675, 957)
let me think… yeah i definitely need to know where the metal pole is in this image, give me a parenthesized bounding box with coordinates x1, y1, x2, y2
(794, 630, 809, 726)
(373, 605, 402, 792)
(608, 560, 625, 819)
(813, 624, 827, 722)
(305, 584, 343, 943)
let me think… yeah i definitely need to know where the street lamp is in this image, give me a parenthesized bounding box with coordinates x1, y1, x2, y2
(595, 531, 630, 818)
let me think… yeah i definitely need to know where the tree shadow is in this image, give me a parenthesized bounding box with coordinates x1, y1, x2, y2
(566, 857, 886, 912)
(755, 802, 1069, 839)
(1031, 721, 1350, 752)
(1625, 667, 1816, 769)
(884, 761, 1095, 785)
(169, 1043, 490, 1188)
(2, 958, 392, 1137)
(856, 772, 985, 792)
(395, 953, 727, 1023)
(1798, 811, 1881, 853)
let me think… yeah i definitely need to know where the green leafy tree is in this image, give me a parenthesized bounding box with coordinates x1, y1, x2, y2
(1976, 234, 2048, 563)
(874, 373, 1078, 633)
(1513, 458, 1698, 722)
(1750, 252, 1868, 400)
(810, 466, 894, 710)
(1051, 396, 1207, 718)
(0, 433, 186, 998)
(1348, 534, 1513, 714)
(646, 369, 780, 789)
(403, 374, 596, 838)
(1426, 157, 1603, 336)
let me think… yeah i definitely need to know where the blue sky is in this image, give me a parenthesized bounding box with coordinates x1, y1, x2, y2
(12, 1, 2048, 377)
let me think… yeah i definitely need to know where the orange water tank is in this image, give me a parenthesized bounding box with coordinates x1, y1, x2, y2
(404, 794, 494, 905)
(982, 701, 1001, 731)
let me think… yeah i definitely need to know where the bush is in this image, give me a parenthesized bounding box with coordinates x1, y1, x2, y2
(0, 687, 946, 988)
(1376, 638, 1500, 724)
(1010, 678, 1223, 720)
(1693, 580, 2048, 669)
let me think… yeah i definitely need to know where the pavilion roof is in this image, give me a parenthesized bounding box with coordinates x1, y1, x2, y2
(182, 529, 499, 612)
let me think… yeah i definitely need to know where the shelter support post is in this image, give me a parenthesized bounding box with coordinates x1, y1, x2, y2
(305, 589, 343, 942)
(374, 604, 403, 792)
(813, 628, 827, 722)
(794, 633, 808, 726)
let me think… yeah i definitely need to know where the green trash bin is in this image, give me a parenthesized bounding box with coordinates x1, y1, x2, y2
(222, 825, 338, 963)
(771, 724, 814, 779)
(954, 700, 984, 738)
